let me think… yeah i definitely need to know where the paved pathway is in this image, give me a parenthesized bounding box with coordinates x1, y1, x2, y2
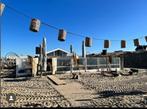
(48, 76, 98, 107)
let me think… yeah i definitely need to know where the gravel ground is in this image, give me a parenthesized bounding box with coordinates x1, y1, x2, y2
(1, 77, 71, 108)
(56, 72, 147, 108)
(1, 71, 147, 108)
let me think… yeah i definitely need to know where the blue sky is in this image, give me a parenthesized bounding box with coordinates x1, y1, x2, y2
(1, 0, 147, 56)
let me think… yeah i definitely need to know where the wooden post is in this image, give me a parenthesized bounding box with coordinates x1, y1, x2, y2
(82, 40, 87, 72)
(52, 58, 57, 75)
(106, 56, 108, 71)
(97, 57, 99, 71)
(39, 44, 43, 76)
(70, 44, 73, 73)
(32, 57, 38, 77)
(70, 58, 73, 73)
(70, 45, 73, 53)
(120, 54, 124, 70)
(85, 57, 87, 72)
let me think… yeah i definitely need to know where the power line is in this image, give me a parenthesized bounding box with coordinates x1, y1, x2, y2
(3, 3, 147, 42)
(67, 31, 85, 38)
(5, 4, 32, 19)
(41, 22, 59, 30)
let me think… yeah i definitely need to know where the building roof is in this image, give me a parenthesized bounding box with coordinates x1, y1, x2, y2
(46, 48, 70, 54)
(135, 45, 147, 51)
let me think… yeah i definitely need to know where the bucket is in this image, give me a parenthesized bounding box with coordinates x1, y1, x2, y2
(85, 37, 92, 47)
(30, 19, 41, 32)
(58, 29, 66, 41)
(0, 3, 5, 16)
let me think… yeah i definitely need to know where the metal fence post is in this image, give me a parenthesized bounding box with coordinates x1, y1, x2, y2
(70, 58, 73, 73)
(120, 55, 124, 70)
(85, 57, 87, 72)
(97, 57, 99, 71)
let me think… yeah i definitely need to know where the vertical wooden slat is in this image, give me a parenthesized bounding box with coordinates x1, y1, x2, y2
(82, 41, 86, 58)
(70, 45, 73, 53)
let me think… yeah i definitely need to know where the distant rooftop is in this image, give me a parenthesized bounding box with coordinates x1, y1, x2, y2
(46, 48, 70, 54)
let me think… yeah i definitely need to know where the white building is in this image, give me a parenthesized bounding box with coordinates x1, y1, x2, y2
(47, 48, 70, 57)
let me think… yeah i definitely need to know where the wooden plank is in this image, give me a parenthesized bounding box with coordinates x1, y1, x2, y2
(47, 75, 66, 85)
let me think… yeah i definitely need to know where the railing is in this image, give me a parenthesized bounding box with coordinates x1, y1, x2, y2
(57, 58, 71, 71)
(56, 57, 120, 72)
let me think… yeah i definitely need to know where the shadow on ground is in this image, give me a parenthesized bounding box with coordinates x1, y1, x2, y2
(97, 90, 147, 98)
(3, 77, 32, 82)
